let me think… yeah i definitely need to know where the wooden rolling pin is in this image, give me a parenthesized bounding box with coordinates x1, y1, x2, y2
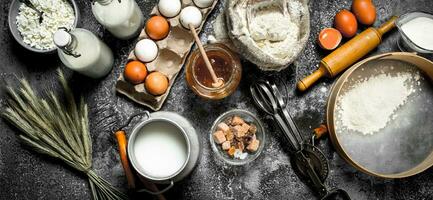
(297, 16, 398, 92)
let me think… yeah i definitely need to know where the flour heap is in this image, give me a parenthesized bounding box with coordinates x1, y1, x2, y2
(337, 71, 420, 135)
(248, 2, 301, 59)
(223, 0, 310, 70)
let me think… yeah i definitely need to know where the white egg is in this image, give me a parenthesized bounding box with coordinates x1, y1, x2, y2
(193, 0, 214, 8)
(135, 39, 158, 63)
(180, 6, 203, 29)
(158, 0, 181, 18)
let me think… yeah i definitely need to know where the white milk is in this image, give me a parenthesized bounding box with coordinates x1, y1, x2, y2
(56, 28, 114, 78)
(133, 121, 188, 179)
(401, 17, 433, 50)
(92, 0, 144, 39)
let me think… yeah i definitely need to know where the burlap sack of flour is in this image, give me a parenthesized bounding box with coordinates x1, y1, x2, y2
(214, 0, 310, 71)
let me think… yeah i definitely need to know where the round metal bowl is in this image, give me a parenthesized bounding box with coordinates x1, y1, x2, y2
(8, 0, 80, 54)
(327, 52, 433, 178)
(128, 117, 191, 183)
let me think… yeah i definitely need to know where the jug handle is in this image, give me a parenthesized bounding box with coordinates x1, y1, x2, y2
(115, 130, 167, 199)
(137, 180, 174, 195)
(115, 130, 136, 189)
(115, 111, 167, 199)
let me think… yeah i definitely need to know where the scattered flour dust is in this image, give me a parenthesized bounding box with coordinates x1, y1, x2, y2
(244, 169, 261, 193)
(337, 71, 420, 135)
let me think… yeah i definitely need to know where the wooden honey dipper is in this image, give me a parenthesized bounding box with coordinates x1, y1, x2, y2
(297, 16, 398, 92)
(181, 6, 224, 88)
(189, 24, 224, 88)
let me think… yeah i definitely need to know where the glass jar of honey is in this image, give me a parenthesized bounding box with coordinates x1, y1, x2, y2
(186, 43, 242, 100)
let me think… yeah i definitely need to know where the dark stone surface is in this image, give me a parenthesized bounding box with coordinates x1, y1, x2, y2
(1, 0, 433, 199)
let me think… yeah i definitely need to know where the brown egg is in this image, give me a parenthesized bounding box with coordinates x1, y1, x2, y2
(145, 72, 169, 96)
(334, 9, 358, 38)
(124, 61, 148, 84)
(146, 16, 170, 40)
(352, 0, 376, 25)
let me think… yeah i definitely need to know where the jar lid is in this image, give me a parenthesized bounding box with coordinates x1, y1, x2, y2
(53, 28, 81, 58)
(53, 29, 71, 48)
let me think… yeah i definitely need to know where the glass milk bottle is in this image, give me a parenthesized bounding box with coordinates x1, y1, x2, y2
(92, 0, 144, 39)
(53, 28, 114, 78)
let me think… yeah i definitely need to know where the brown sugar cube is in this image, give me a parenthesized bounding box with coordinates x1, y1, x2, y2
(236, 141, 245, 152)
(213, 130, 226, 144)
(244, 134, 256, 144)
(221, 141, 231, 150)
(231, 116, 245, 126)
(241, 123, 250, 134)
(227, 146, 236, 157)
(226, 130, 234, 141)
(233, 125, 246, 138)
(249, 124, 257, 134)
(217, 122, 230, 133)
(247, 139, 260, 152)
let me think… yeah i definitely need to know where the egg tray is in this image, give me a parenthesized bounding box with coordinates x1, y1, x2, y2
(115, 0, 218, 111)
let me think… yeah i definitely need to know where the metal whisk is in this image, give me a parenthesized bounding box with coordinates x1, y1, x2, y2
(250, 79, 304, 151)
(250, 79, 350, 200)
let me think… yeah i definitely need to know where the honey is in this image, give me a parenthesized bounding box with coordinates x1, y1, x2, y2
(193, 50, 233, 87)
(186, 43, 242, 99)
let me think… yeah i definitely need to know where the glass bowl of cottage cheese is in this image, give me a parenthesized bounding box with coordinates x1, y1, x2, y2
(8, 0, 79, 53)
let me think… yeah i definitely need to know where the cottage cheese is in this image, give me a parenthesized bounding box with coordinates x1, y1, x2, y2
(16, 0, 75, 50)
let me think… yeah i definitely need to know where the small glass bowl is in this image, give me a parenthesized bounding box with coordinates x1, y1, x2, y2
(396, 12, 433, 54)
(209, 109, 265, 165)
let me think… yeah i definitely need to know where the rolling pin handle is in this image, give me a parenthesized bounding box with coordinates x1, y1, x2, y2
(377, 16, 398, 36)
(297, 66, 327, 92)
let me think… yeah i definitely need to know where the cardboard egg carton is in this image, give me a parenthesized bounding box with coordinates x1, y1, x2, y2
(116, 0, 218, 111)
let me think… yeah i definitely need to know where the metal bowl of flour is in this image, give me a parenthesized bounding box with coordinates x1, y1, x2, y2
(8, 0, 79, 54)
(327, 52, 433, 178)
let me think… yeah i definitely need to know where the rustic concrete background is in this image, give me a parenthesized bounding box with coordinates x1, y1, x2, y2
(1, 0, 433, 199)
